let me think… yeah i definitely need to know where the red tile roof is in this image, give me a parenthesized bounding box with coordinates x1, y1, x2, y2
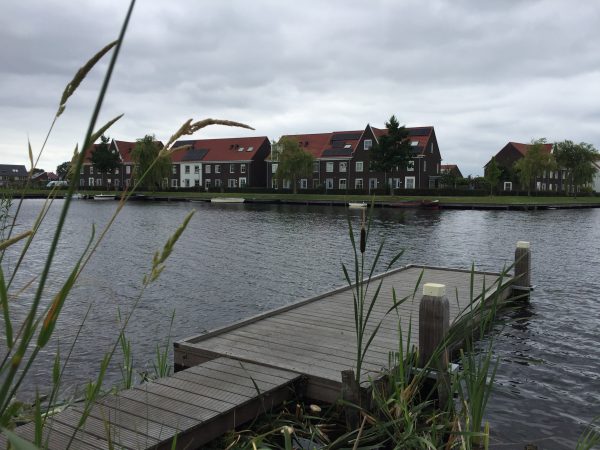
(112, 140, 137, 163)
(510, 142, 553, 156)
(171, 136, 269, 162)
(280, 131, 362, 159)
(441, 164, 458, 171)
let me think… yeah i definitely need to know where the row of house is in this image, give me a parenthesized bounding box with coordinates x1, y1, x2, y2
(76, 124, 446, 191)
(485, 141, 600, 192)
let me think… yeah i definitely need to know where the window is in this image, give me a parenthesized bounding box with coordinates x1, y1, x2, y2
(283, 179, 291, 189)
(240, 164, 246, 174)
(411, 141, 419, 147)
(172, 165, 176, 174)
(205, 165, 211, 174)
(423, 161, 427, 172)
(96, 178, 102, 186)
(126, 165, 131, 175)
(107, 178, 112, 185)
(184, 179, 190, 187)
(300, 179, 308, 189)
(90, 167, 94, 175)
(215, 165, 220, 174)
(214, 179, 222, 187)
(194, 165, 200, 174)
(326, 162, 334, 173)
(80, 166, 84, 175)
(405, 176, 415, 189)
(369, 178, 377, 189)
(339, 179, 347, 190)
(228, 178, 237, 188)
(272, 163, 278, 174)
(204, 179, 211, 188)
(339, 162, 347, 172)
(364, 139, 372, 150)
(80, 178, 84, 186)
(313, 162, 319, 173)
(88, 178, 94, 186)
(394, 178, 401, 189)
(407, 161, 415, 171)
(325, 178, 334, 189)
(239, 177, 247, 187)
(272, 178, 278, 189)
(355, 178, 363, 189)
(171, 179, 178, 188)
(313, 179, 319, 188)
(194, 179, 200, 187)
(230, 164, 235, 173)
(185, 165, 190, 174)
(355, 161, 363, 172)
(115, 168, 119, 175)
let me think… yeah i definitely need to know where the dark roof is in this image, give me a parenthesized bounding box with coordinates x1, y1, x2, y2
(171, 136, 269, 162)
(322, 148, 353, 157)
(510, 142, 553, 156)
(180, 149, 209, 162)
(0, 164, 28, 177)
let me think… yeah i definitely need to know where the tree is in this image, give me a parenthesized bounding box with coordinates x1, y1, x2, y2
(275, 137, 314, 194)
(56, 161, 71, 180)
(91, 135, 120, 173)
(513, 138, 555, 196)
(370, 115, 411, 190)
(484, 157, 501, 195)
(553, 140, 599, 195)
(131, 135, 171, 191)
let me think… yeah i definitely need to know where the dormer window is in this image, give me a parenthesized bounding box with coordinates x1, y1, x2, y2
(247, 147, 253, 152)
(411, 141, 419, 146)
(344, 144, 352, 149)
(238, 147, 244, 152)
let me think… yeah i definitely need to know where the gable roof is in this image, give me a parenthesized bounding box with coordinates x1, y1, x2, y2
(0, 164, 28, 177)
(171, 136, 269, 162)
(371, 126, 435, 155)
(510, 142, 553, 156)
(280, 130, 363, 159)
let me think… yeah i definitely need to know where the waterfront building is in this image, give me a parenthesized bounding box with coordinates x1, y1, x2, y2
(267, 125, 442, 192)
(0, 164, 28, 188)
(79, 140, 137, 189)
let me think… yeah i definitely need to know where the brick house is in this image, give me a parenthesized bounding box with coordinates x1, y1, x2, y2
(268, 124, 442, 191)
(484, 142, 565, 192)
(0, 164, 28, 187)
(440, 164, 463, 178)
(170, 137, 270, 189)
(79, 140, 137, 189)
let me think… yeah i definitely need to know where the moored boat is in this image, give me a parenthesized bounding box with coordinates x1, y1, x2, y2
(348, 202, 367, 208)
(93, 194, 116, 201)
(421, 199, 440, 209)
(210, 197, 245, 203)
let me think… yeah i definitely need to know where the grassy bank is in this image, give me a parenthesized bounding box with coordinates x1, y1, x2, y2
(5, 188, 600, 205)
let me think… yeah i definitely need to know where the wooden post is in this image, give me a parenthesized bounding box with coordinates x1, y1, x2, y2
(514, 241, 531, 290)
(419, 283, 450, 407)
(341, 369, 360, 429)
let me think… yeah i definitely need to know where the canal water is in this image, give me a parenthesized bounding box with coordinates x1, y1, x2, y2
(3, 199, 599, 448)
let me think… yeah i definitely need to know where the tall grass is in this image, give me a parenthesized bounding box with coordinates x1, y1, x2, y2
(0, 1, 253, 447)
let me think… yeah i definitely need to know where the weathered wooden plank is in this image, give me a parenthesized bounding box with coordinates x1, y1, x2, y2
(14, 419, 107, 450)
(198, 357, 301, 384)
(151, 376, 248, 406)
(183, 364, 282, 391)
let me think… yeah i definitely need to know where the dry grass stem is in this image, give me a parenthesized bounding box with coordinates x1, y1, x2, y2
(162, 118, 254, 153)
(89, 114, 124, 145)
(0, 231, 33, 252)
(56, 40, 118, 117)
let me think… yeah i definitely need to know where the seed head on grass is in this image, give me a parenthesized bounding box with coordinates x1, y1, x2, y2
(161, 118, 255, 154)
(56, 41, 118, 118)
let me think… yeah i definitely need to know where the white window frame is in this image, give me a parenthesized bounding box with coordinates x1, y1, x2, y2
(283, 179, 291, 189)
(504, 181, 512, 191)
(215, 165, 221, 174)
(405, 176, 415, 189)
(171, 179, 178, 188)
(214, 179, 222, 187)
(126, 165, 131, 175)
(194, 165, 200, 174)
(300, 178, 308, 189)
(185, 165, 190, 174)
(355, 178, 363, 189)
(194, 179, 200, 187)
(115, 168, 119, 175)
(369, 178, 377, 189)
(184, 179, 190, 187)
(313, 162, 319, 173)
(364, 139, 372, 150)
(423, 161, 427, 172)
(230, 164, 235, 174)
(240, 164, 246, 174)
(172, 165, 176, 174)
(407, 161, 415, 172)
(239, 177, 247, 187)
(228, 178, 237, 188)
(339, 178, 347, 190)
(355, 161, 363, 172)
(339, 162, 347, 173)
(272, 163, 278, 174)
(205, 165, 211, 174)
(326, 162, 334, 173)
(90, 166, 94, 175)
(88, 177, 94, 186)
(205, 179, 211, 188)
(325, 178, 334, 189)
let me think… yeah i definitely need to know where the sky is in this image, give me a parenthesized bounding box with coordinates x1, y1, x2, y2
(1, 0, 599, 177)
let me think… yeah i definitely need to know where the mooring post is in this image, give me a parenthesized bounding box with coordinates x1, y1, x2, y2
(341, 369, 361, 429)
(514, 241, 531, 290)
(419, 283, 450, 408)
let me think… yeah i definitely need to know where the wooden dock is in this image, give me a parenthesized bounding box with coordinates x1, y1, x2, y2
(5, 262, 519, 449)
(174, 264, 513, 402)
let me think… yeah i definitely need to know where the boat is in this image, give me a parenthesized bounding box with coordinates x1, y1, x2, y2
(210, 197, 245, 203)
(348, 202, 367, 208)
(421, 199, 440, 209)
(387, 201, 422, 208)
(71, 193, 85, 199)
(93, 194, 116, 201)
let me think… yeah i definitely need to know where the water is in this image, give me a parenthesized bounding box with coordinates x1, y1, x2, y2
(3, 199, 599, 448)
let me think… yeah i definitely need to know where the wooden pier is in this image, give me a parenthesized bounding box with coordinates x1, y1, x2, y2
(5, 252, 525, 449)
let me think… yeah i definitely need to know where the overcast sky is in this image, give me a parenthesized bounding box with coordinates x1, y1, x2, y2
(1, 0, 599, 177)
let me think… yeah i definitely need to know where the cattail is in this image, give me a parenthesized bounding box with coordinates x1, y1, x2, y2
(360, 208, 366, 253)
